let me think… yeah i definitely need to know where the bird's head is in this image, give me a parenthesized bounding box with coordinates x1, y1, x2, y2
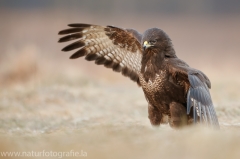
(141, 28, 176, 57)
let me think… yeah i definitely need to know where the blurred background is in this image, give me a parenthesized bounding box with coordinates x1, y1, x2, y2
(0, 1, 240, 159)
(0, 0, 240, 85)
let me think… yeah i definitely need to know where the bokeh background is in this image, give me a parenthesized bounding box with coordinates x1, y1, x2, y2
(0, 0, 240, 159)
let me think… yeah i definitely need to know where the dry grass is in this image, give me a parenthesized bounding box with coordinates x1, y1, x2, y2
(0, 54, 240, 159)
(0, 10, 240, 159)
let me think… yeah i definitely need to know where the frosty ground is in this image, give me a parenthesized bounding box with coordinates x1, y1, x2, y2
(0, 60, 240, 159)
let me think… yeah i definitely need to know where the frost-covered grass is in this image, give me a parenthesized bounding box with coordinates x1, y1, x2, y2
(0, 70, 240, 159)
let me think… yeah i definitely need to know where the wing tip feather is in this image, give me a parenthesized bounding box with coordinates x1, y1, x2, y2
(69, 48, 87, 59)
(61, 41, 85, 52)
(68, 23, 92, 28)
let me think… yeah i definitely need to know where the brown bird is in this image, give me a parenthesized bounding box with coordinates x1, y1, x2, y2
(58, 23, 219, 129)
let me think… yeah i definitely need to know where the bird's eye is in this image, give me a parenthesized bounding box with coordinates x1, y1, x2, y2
(150, 40, 157, 44)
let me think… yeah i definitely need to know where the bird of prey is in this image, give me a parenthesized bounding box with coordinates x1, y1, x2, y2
(58, 23, 219, 129)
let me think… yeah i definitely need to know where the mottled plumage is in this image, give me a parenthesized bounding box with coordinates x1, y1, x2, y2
(58, 23, 219, 129)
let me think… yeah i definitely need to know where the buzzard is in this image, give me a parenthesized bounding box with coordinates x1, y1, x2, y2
(58, 23, 219, 129)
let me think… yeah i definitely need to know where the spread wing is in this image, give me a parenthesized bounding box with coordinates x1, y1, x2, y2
(168, 58, 219, 128)
(58, 23, 143, 85)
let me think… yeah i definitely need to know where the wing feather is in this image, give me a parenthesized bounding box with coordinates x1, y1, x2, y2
(188, 74, 219, 128)
(198, 102, 202, 122)
(58, 24, 143, 84)
(168, 58, 219, 128)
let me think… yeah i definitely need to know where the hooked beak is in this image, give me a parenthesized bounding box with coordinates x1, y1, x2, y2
(143, 41, 152, 51)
